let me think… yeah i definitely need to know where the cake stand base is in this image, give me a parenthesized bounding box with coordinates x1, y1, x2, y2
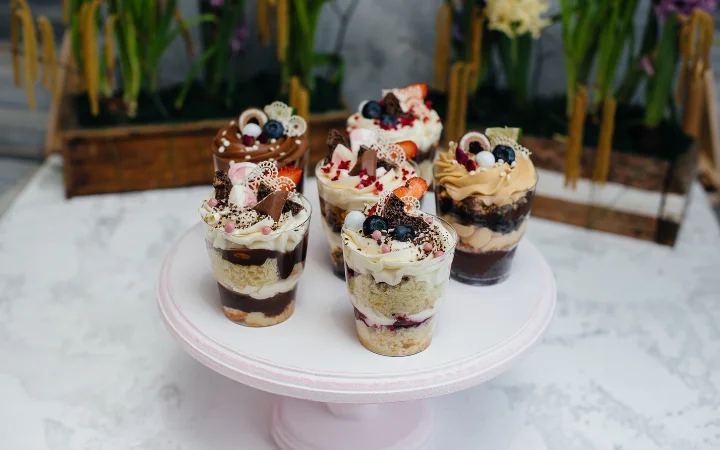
(272, 398, 433, 450)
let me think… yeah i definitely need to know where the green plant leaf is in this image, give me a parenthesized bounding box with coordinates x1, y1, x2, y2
(175, 47, 217, 109)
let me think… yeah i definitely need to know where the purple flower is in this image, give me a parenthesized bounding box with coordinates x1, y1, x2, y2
(231, 19, 249, 53)
(655, 0, 718, 19)
(209, 0, 224, 7)
(640, 56, 655, 77)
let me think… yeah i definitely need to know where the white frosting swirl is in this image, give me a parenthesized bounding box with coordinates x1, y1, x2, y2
(346, 109, 443, 154)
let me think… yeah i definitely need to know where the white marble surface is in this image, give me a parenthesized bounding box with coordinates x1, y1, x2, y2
(1, 156, 720, 450)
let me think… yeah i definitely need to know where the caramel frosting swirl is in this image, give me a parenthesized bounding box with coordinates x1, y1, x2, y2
(434, 147, 536, 199)
(211, 121, 309, 165)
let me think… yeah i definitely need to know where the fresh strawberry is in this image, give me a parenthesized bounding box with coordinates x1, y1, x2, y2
(397, 83, 428, 100)
(397, 140, 418, 160)
(405, 177, 428, 199)
(277, 166, 302, 188)
(368, 204, 378, 216)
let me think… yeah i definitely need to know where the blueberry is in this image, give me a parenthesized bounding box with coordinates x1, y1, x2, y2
(362, 215, 388, 236)
(262, 120, 285, 139)
(492, 145, 515, 164)
(362, 101, 384, 119)
(380, 114, 398, 128)
(393, 224, 415, 242)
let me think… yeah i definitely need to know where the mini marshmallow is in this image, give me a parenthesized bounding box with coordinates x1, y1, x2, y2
(344, 211, 366, 231)
(242, 123, 262, 138)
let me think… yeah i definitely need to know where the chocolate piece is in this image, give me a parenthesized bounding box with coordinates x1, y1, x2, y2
(435, 185, 534, 233)
(253, 191, 290, 222)
(326, 129, 349, 159)
(218, 284, 297, 317)
(349, 148, 377, 177)
(381, 93, 403, 116)
(212, 170, 232, 203)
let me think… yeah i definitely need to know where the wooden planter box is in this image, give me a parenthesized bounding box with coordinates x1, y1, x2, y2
(47, 33, 349, 197)
(522, 135, 697, 246)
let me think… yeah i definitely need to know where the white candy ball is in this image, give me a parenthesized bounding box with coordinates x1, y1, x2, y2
(475, 151, 496, 169)
(242, 123, 262, 138)
(344, 210, 366, 231)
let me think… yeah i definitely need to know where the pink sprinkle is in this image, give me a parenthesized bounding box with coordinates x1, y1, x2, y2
(423, 242, 433, 252)
(424, 216, 433, 224)
(434, 250, 445, 258)
(372, 230, 382, 240)
(208, 198, 218, 207)
(381, 244, 391, 254)
(262, 226, 272, 235)
(224, 222, 236, 233)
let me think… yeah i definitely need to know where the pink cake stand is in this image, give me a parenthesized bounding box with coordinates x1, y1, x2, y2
(158, 223, 556, 450)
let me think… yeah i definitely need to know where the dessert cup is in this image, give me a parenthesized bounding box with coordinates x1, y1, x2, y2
(341, 216, 457, 357)
(315, 160, 420, 278)
(204, 195, 311, 326)
(434, 181, 535, 286)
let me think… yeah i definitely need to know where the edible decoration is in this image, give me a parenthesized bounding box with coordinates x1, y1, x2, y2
(343, 211, 366, 230)
(212, 101, 309, 169)
(492, 145, 516, 164)
(349, 148, 378, 177)
(319, 129, 416, 195)
(201, 160, 306, 235)
(347, 176, 448, 259)
(263, 120, 285, 140)
(434, 129, 535, 197)
(362, 100, 384, 119)
(397, 140, 418, 160)
(363, 215, 388, 236)
(253, 190, 291, 222)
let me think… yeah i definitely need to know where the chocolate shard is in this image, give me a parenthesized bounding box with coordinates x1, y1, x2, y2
(326, 129, 350, 159)
(349, 148, 377, 177)
(253, 190, 290, 222)
(256, 182, 274, 202)
(381, 93, 403, 116)
(213, 170, 232, 202)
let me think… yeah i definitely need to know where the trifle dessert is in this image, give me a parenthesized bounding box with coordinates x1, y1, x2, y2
(341, 177, 457, 356)
(199, 160, 310, 326)
(316, 128, 421, 278)
(434, 129, 537, 286)
(347, 83, 442, 183)
(211, 101, 310, 192)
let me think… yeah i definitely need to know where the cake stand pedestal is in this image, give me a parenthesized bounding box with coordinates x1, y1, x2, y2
(158, 217, 555, 450)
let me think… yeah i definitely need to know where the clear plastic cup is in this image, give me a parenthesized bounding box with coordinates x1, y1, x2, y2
(434, 181, 536, 286)
(203, 195, 311, 326)
(315, 160, 420, 278)
(341, 216, 457, 356)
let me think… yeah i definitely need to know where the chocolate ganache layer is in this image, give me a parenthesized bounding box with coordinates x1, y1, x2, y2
(218, 283, 297, 317)
(214, 235, 309, 280)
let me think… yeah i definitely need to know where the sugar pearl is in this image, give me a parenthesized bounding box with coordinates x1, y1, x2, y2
(262, 226, 272, 235)
(224, 222, 236, 233)
(219, 146, 225, 153)
(207, 198, 218, 207)
(344, 211, 366, 231)
(372, 230, 382, 240)
(381, 244, 391, 254)
(475, 151, 495, 168)
(423, 242, 433, 252)
(434, 250, 445, 258)
(424, 216, 433, 224)
(295, 139, 302, 145)
(245, 155, 251, 160)
(271, 138, 277, 143)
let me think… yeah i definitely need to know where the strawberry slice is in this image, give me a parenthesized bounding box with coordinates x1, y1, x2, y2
(396, 83, 428, 100)
(393, 186, 411, 199)
(277, 166, 302, 189)
(397, 140, 418, 160)
(405, 177, 428, 199)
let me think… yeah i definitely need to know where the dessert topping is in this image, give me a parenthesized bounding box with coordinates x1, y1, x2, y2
(492, 145, 516, 165)
(263, 120, 285, 140)
(361, 100, 384, 119)
(349, 148, 378, 177)
(253, 190, 290, 222)
(212, 170, 233, 203)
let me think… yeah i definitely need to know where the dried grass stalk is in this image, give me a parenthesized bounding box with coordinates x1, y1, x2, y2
(593, 96, 616, 183)
(565, 85, 588, 189)
(276, 0, 288, 61)
(432, 2, 451, 92)
(173, 8, 195, 59)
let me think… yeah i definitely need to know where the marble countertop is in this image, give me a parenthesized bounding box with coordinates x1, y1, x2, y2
(1, 156, 719, 450)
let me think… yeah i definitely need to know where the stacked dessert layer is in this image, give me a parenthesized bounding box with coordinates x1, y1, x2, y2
(341, 178, 457, 356)
(347, 84, 442, 183)
(200, 162, 310, 326)
(316, 129, 420, 277)
(434, 130, 537, 285)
